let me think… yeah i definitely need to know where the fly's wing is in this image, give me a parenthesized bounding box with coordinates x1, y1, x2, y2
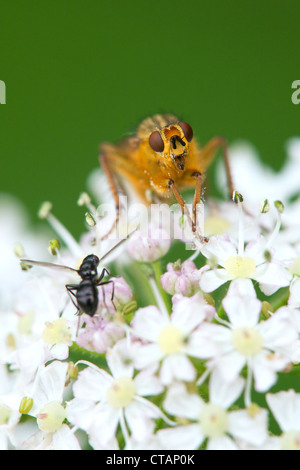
(20, 258, 78, 273)
(100, 138, 151, 204)
(100, 138, 142, 181)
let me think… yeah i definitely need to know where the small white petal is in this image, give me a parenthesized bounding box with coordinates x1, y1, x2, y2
(188, 323, 231, 359)
(163, 382, 204, 420)
(160, 354, 196, 385)
(225, 278, 256, 298)
(72, 367, 112, 402)
(125, 401, 157, 442)
(202, 235, 238, 265)
(213, 349, 246, 383)
(131, 306, 169, 341)
(207, 435, 238, 450)
(266, 390, 300, 432)
(171, 294, 208, 334)
(66, 398, 98, 431)
(134, 367, 164, 397)
(88, 403, 120, 445)
(289, 277, 300, 307)
(49, 342, 69, 360)
(157, 424, 204, 450)
(106, 340, 134, 379)
(257, 314, 298, 349)
(200, 268, 230, 293)
(52, 424, 81, 450)
(30, 361, 69, 413)
(209, 369, 245, 409)
(252, 351, 289, 392)
(132, 343, 163, 370)
(228, 408, 268, 446)
(223, 295, 261, 328)
(252, 262, 292, 295)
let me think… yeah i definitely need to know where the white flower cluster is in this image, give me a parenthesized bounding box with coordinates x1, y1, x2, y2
(0, 139, 300, 450)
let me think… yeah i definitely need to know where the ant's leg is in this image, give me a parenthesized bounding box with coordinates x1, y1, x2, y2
(200, 136, 234, 198)
(66, 284, 82, 335)
(65, 284, 80, 315)
(97, 267, 111, 284)
(98, 280, 116, 311)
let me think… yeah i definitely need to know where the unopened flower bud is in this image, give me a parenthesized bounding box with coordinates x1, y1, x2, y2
(99, 277, 134, 313)
(161, 259, 201, 297)
(127, 225, 171, 263)
(274, 200, 284, 213)
(77, 192, 91, 206)
(261, 300, 273, 319)
(19, 396, 33, 415)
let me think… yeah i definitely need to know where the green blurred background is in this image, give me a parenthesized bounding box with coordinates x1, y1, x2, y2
(1, 0, 299, 238)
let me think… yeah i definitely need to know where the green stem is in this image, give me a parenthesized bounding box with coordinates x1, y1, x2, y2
(151, 260, 172, 314)
(69, 343, 108, 370)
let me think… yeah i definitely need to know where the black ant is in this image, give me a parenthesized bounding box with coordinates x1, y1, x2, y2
(20, 237, 129, 318)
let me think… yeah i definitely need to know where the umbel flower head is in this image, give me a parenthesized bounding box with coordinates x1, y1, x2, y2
(1, 138, 300, 450)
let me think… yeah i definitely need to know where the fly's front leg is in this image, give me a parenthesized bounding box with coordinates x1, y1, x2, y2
(200, 136, 234, 198)
(168, 179, 195, 232)
(191, 171, 202, 232)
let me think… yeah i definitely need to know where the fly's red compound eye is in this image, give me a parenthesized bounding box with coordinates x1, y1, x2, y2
(149, 131, 164, 152)
(178, 121, 193, 142)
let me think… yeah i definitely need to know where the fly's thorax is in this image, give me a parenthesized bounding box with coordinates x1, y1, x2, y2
(137, 114, 179, 138)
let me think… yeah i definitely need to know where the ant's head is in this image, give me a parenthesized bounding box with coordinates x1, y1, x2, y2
(78, 254, 100, 280)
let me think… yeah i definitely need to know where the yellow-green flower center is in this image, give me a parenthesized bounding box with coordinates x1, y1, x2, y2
(106, 377, 136, 409)
(42, 318, 72, 345)
(158, 325, 184, 355)
(199, 403, 228, 438)
(224, 256, 256, 278)
(281, 431, 300, 450)
(232, 326, 263, 356)
(204, 216, 231, 236)
(37, 400, 66, 433)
